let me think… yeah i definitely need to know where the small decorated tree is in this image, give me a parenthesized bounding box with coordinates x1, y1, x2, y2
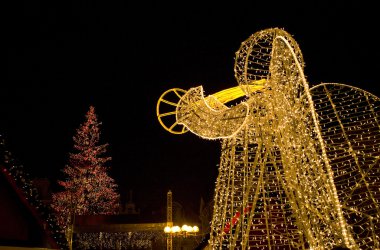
(52, 106, 119, 233)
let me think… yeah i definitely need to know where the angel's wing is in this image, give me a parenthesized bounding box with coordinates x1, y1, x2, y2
(311, 83, 380, 249)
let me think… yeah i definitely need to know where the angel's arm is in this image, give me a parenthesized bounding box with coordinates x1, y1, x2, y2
(176, 86, 249, 139)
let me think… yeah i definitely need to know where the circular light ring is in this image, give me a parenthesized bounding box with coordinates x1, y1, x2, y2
(156, 88, 189, 134)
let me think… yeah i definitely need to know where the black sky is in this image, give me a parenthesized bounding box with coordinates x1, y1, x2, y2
(5, 1, 380, 213)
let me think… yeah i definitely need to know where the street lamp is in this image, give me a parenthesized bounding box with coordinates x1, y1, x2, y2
(164, 224, 200, 237)
(165, 190, 200, 249)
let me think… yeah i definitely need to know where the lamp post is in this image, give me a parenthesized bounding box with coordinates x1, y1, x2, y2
(166, 190, 200, 249)
(164, 224, 200, 249)
(167, 190, 173, 250)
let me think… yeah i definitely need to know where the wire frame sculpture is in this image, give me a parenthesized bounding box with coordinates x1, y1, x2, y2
(156, 28, 380, 249)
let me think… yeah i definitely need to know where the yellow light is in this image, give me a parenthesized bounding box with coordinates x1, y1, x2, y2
(181, 225, 189, 232)
(165, 224, 199, 235)
(164, 226, 171, 233)
(171, 226, 181, 233)
(210, 79, 265, 104)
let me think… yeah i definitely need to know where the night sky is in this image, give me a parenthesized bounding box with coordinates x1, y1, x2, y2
(5, 1, 380, 213)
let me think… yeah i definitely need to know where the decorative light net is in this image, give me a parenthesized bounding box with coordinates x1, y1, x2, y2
(157, 28, 379, 249)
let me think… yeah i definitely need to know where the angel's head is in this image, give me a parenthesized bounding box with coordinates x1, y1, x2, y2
(234, 28, 305, 97)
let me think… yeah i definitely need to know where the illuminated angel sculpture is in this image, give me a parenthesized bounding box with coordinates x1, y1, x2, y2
(156, 28, 379, 249)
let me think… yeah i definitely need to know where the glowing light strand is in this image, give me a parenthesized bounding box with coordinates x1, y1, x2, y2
(157, 28, 379, 249)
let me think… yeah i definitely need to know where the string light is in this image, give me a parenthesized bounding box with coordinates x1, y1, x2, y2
(157, 28, 379, 249)
(0, 135, 68, 249)
(76, 231, 165, 249)
(51, 106, 119, 248)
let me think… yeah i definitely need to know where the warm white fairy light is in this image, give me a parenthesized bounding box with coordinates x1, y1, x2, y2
(76, 231, 165, 249)
(158, 28, 379, 249)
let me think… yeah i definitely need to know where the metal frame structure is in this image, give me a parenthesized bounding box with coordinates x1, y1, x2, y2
(157, 28, 379, 249)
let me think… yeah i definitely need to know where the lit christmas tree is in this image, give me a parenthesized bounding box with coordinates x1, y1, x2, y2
(52, 106, 119, 233)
